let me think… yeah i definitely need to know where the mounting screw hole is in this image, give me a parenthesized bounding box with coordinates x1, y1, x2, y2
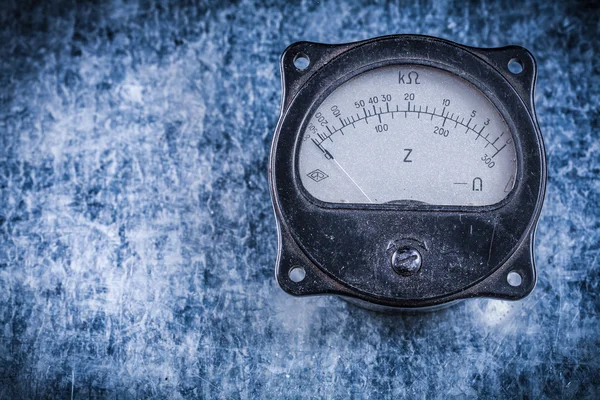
(507, 271, 522, 287)
(289, 266, 306, 283)
(508, 58, 523, 74)
(293, 54, 310, 70)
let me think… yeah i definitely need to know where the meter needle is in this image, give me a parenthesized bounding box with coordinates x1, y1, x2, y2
(332, 158, 373, 203)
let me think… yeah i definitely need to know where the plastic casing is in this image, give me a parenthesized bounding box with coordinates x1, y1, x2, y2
(269, 35, 547, 310)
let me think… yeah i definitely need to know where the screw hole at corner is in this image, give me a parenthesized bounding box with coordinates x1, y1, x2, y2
(508, 58, 523, 74)
(293, 54, 310, 71)
(289, 266, 306, 283)
(507, 271, 522, 287)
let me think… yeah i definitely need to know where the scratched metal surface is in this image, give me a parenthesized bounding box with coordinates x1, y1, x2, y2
(0, 0, 599, 398)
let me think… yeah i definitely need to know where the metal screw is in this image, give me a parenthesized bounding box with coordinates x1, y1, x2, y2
(391, 247, 422, 276)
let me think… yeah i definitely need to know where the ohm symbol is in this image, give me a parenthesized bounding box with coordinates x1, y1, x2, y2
(399, 70, 421, 85)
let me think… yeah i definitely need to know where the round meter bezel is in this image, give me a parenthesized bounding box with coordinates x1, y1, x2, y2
(269, 35, 546, 309)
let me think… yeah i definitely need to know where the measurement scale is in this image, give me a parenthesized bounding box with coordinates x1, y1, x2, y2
(269, 35, 546, 310)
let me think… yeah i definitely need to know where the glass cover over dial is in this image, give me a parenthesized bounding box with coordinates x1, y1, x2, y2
(298, 65, 517, 206)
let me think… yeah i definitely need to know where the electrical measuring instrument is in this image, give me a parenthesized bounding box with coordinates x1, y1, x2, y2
(269, 35, 546, 311)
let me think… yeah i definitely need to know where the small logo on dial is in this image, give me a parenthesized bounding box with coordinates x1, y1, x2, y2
(307, 169, 329, 182)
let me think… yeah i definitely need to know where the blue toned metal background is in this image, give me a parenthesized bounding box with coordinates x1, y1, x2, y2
(0, 0, 598, 398)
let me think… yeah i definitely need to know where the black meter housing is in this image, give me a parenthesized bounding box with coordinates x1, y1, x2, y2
(269, 35, 547, 310)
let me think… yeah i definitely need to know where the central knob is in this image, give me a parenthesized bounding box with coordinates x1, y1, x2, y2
(391, 247, 422, 276)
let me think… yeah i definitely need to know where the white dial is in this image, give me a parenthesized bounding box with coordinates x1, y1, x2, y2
(298, 65, 517, 206)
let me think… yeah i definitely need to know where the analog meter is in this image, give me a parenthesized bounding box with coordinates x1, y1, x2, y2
(269, 35, 546, 310)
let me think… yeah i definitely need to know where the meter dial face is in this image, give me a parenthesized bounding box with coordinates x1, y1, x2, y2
(298, 65, 517, 206)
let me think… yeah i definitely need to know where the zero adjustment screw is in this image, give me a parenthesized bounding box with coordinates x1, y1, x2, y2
(391, 247, 422, 276)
